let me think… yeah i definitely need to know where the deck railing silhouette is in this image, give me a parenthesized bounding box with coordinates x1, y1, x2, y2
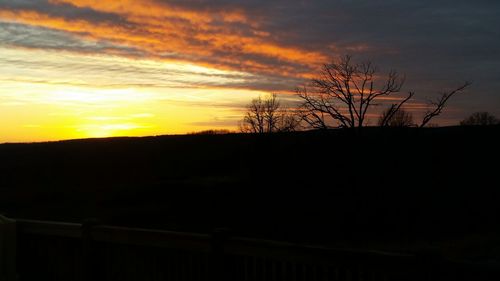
(1, 215, 499, 281)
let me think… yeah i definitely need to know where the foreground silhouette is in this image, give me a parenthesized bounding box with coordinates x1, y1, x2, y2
(0, 126, 499, 280)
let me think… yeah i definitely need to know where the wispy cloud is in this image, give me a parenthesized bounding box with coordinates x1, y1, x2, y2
(0, 21, 142, 55)
(0, 1, 499, 96)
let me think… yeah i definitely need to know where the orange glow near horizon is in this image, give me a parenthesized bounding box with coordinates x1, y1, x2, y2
(0, 46, 270, 143)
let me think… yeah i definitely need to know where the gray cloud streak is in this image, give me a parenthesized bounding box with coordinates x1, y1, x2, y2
(0, 21, 142, 55)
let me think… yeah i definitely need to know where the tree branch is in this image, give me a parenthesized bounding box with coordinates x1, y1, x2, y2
(420, 82, 472, 128)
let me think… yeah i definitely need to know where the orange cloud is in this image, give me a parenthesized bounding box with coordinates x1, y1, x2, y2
(50, 0, 250, 25)
(1, 0, 327, 81)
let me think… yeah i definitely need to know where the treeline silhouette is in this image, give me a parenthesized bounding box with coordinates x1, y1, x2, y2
(1, 126, 499, 259)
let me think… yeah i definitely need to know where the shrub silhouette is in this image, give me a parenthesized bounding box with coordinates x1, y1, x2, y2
(460, 112, 499, 126)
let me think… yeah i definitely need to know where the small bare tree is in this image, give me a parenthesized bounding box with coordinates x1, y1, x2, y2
(378, 107, 414, 127)
(297, 55, 407, 129)
(240, 96, 266, 133)
(378, 92, 414, 127)
(460, 112, 499, 126)
(240, 94, 300, 133)
(276, 109, 302, 132)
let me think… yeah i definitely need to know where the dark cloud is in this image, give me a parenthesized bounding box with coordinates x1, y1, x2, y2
(0, 0, 127, 25)
(244, 0, 500, 114)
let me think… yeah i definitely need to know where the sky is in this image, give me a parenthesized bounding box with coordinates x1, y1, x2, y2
(0, 0, 499, 142)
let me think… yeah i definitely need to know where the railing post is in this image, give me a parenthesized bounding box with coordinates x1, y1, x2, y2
(416, 251, 443, 281)
(210, 228, 230, 281)
(0, 215, 17, 281)
(81, 218, 100, 281)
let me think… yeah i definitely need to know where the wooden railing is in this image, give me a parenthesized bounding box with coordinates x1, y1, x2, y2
(0, 215, 17, 281)
(1, 215, 499, 281)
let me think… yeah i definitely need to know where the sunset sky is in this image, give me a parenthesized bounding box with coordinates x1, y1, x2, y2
(1, 0, 499, 142)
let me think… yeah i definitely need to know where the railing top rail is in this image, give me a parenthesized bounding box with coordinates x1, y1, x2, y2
(15, 218, 213, 251)
(228, 236, 414, 258)
(91, 225, 212, 251)
(224, 236, 419, 269)
(15, 218, 416, 259)
(16, 218, 82, 239)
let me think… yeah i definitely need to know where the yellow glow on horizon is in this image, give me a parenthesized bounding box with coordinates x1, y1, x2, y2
(0, 82, 260, 142)
(0, 47, 268, 143)
(75, 123, 152, 138)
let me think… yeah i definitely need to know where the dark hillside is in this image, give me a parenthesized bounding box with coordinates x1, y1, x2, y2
(1, 126, 499, 260)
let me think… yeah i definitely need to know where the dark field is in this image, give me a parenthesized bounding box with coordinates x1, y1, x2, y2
(1, 126, 499, 262)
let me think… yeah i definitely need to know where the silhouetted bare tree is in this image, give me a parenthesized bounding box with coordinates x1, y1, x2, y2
(378, 82, 471, 128)
(297, 55, 406, 129)
(419, 82, 472, 127)
(298, 55, 471, 129)
(275, 109, 302, 133)
(378, 107, 414, 127)
(378, 92, 414, 127)
(460, 112, 499, 126)
(240, 94, 300, 133)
